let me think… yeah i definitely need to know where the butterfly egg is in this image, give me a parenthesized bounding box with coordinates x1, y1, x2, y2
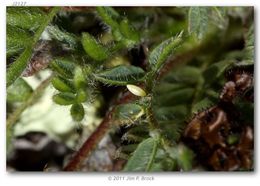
(126, 84, 146, 97)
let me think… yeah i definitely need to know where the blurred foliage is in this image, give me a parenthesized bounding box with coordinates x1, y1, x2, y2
(6, 6, 254, 172)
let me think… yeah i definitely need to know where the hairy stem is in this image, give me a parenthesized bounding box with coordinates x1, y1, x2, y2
(63, 92, 135, 171)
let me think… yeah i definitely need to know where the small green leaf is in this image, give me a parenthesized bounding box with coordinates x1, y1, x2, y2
(50, 59, 76, 79)
(82, 32, 109, 61)
(74, 66, 86, 90)
(203, 60, 234, 85)
(114, 103, 144, 125)
(7, 78, 33, 102)
(119, 19, 140, 47)
(243, 24, 254, 63)
(168, 144, 194, 171)
(53, 92, 76, 105)
(188, 7, 209, 40)
(95, 65, 145, 85)
(51, 76, 75, 93)
(192, 98, 214, 113)
(163, 66, 202, 86)
(156, 88, 194, 106)
(124, 137, 159, 171)
(7, 7, 46, 31)
(7, 26, 31, 57)
(47, 25, 79, 49)
(70, 103, 85, 121)
(212, 7, 228, 29)
(76, 89, 88, 103)
(6, 7, 60, 87)
(149, 32, 183, 70)
(96, 7, 120, 29)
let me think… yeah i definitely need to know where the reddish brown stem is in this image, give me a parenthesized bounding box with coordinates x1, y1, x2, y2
(63, 91, 135, 171)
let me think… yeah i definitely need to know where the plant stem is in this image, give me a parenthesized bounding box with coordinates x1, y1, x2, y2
(63, 92, 135, 171)
(6, 7, 60, 87)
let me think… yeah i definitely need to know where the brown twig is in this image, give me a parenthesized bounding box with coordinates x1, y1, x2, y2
(63, 91, 135, 171)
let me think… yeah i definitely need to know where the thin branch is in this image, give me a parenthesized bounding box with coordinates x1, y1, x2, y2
(63, 91, 135, 171)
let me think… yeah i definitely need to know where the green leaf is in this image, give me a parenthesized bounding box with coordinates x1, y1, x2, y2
(70, 103, 85, 121)
(96, 7, 139, 48)
(168, 144, 194, 171)
(124, 137, 159, 171)
(212, 7, 228, 29)
(6, 7, 60, 87)
(7, 78, 33, 102)
(152, 66, 201, 142)
(243, 24, 254, 64)
(53, 92, 76, 105)
(120, 19, 139, 41)
(73, 66, 86, 90)
(82, 32, 109, 61)
(191, 97, 214, 113)
(203, 60, 234, 85)
(47, 25, 79, 49)
(188, 7, 209, 40)
(95, 65, 145, 85)
(148, 32, 183, 70)
(7, 7, 46, 31)
(119, 19, 140, 47)
(163, 66, 202, 86)
(96, 7, 120, 29)
(156, 88, 194, 106)
(76, 89, 88, 103)
(50, 58, 76, 79)
(114, 103, 144, 125)
(7, 26, 31, 57)
(51, 76, 75, 93)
